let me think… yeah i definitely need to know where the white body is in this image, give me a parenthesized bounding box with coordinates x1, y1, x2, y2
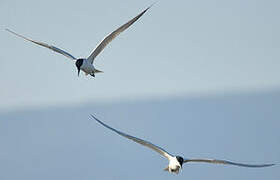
(80, 59, 96, 75)
(167, 156, 182, 174)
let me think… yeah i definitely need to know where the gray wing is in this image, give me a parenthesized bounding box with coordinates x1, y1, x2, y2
(91, 115, 173, 160)
(87, 5, 151, 64)
(183, 158, 275, 168)
(6, 28, 76, 60)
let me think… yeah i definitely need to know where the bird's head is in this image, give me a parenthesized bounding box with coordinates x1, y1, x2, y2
(75, 59, 83, 76)
(176, 156, 184, 167)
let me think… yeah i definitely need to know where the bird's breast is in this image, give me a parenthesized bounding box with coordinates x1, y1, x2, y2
(81, 61, 95, 73)
(169, 157, 181, 171)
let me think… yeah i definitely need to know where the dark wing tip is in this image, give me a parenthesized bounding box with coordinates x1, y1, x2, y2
(5, 28, 15, 34)
(90, 114, 104, 125)
(245, 163, 276, 168)
(261, 163, 276, 167)
(143, 2, 157, 13)
(5, 28, 20, 37)
(90, 114, 98, 121)
(149, 1, 158, 9)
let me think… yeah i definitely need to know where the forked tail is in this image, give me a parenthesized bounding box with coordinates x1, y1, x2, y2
(94, 69, 104, 73)
(163, 166, 169, 171)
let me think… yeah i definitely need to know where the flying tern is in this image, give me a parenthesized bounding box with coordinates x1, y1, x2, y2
(6, 5, 152, 77)
(91, 115, 275, 174)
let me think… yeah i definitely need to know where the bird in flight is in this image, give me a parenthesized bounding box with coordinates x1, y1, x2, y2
(91, 115, 275, 174)
(6, 5, 152, 77)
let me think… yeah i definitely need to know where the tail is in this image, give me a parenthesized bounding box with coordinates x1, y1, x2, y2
(94, 69, 103, 73)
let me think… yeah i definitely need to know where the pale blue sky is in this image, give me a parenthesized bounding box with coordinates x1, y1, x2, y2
(0, 1, 279, 179)
(0, 91, 279, 180)
(1, 0, 280, 111)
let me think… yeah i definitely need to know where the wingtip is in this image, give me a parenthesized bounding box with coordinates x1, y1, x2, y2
(267, 163, 276, 167)
(5, 28, 12, 33)
(5, 28, 21, 37)
(90, 114, 97, 120)
(90, 114, 102, 123)
(260, 163, 276, 167)
(150, 1, 158, 8)
(256, 163, 276, 168)
(144, 1, 158, 12)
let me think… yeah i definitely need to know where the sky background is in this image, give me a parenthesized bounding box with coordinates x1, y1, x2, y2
(0, 0, 279, 179)
(0, 91, 279, 180)
(1, 0, 280, 111)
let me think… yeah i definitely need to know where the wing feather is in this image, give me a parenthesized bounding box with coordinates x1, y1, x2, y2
(87, 5, 152, 64)
(6, 28, 76, 60)
(91, 114, 173, 160)
(183, 158, 275, 168)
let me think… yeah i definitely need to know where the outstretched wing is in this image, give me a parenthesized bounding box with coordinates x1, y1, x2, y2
(183, 158, 275, 168)
(91, 114, 173, 160)
(87, 5, 152, 64)
(6, 28, 76, 60)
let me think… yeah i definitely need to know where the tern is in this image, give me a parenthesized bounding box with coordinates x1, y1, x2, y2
(6, 5, 152, 77)
(91, 115, 275, 174)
